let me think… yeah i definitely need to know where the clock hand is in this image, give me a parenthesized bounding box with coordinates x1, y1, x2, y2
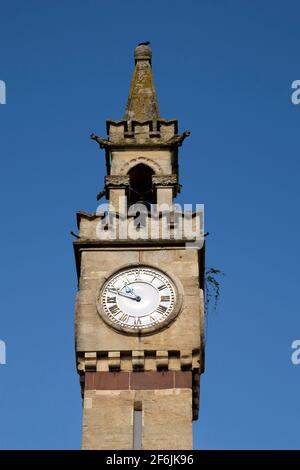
(108, 287, 140, 301)
(119, 291, 140, 300)
(124, 284, 135, 295)
(122, 284, 141, 302)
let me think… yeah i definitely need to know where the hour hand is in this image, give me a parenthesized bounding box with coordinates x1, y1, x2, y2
(124, 285, 141, 301)
(108, 287, 140, 301)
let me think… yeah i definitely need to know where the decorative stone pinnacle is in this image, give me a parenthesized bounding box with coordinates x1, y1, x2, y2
(134, 43, 152, 64)
(124, 43, 160, 122)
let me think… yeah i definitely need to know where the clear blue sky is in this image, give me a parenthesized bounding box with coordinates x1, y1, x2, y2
(0, 0, 299, 450)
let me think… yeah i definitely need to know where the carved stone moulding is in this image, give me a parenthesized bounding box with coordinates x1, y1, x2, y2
(152, 175, 177, 187)
(152, 174, 181, 197)
(105, 175, 130, 188)
(77, 349, 200, 373)
(119, 156, 163, 176)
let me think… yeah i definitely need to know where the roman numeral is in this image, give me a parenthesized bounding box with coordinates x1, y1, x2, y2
(119, 313, 129, 323)
(157, 305, 167, 314)
(107, 296, 116, 303)
(134, 317, 142, 326)
(149, 315, 156, 322)
(108, 287, 118, 294)
(160, 295, 170, 302)
(157, 284, 166, 291)
(109, 305, 120, 316)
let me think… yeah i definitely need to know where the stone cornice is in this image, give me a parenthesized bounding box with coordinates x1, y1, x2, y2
(152, 175, 178, 186)
(105, 175, 130, 187)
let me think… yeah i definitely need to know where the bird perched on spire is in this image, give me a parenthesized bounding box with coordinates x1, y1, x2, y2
(138, 41, 150, 46)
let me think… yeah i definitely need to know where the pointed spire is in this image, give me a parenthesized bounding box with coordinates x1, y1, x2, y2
(124, 43, 160, 121)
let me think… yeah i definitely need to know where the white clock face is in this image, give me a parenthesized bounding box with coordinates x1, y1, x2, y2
(98, 266, 178, 334)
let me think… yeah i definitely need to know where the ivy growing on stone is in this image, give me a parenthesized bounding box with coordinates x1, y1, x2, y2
(205, 268, 224, 314)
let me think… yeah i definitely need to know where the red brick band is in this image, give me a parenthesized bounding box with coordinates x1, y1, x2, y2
(85, 371, 192, 391)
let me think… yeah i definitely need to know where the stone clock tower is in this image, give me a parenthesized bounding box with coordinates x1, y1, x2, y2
(73, 44, 205, 450)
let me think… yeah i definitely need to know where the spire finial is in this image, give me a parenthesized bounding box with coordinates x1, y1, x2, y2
(124, 42, 160, 122)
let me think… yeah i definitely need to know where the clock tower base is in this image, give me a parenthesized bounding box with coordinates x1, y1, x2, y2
(82, 372, 193, 450)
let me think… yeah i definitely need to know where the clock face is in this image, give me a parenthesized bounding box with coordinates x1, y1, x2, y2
(98, 266, 179, 334)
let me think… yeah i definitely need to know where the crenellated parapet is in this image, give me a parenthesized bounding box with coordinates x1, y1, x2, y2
(91, 120, 190, 149)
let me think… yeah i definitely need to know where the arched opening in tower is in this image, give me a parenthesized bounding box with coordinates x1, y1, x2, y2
(128, 163, 155, 207)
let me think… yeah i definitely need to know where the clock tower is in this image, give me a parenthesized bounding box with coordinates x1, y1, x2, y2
(73, 43, 205, 450)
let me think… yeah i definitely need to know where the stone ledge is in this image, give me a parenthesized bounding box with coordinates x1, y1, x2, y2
(152, 175, 177, 186)
(78, 349, 201, 373)
(105, 175, 130, 187)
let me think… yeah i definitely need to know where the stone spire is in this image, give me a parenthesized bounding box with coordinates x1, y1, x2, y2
(124, 43, 160, 121)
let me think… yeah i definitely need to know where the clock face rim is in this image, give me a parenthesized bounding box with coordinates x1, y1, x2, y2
(97, 264, 183, 335)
